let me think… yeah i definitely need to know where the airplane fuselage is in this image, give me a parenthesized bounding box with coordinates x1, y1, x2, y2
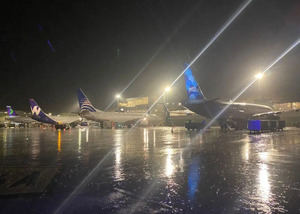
(6, 116, 35, 124)
(80, 110, 159, 124)
(184, 99, 272, 121)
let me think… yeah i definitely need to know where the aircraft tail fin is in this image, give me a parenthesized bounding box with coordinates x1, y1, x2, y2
(184, 65, 206, 102)
(29, 99, 57, 124)
(6, 106, 17, 117)
(77, 89, 97, 112)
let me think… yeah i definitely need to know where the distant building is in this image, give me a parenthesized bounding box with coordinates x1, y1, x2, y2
(118, 97, 149, 112)
(273, 102, 300, 111)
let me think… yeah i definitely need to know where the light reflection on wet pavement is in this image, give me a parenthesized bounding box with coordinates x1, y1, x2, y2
(0, 127, 300, 213)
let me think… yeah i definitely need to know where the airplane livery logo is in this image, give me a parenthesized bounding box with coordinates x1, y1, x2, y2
(82, 99, 92, 106)
(185, 76, 201, 100)
(77, 89, 96, 112)
(188, 86, 200, 100)
(188, 85, 199, 93)
(184, 66, 204, 101)
(81, 99, 96, 112)
(6, 106, 16, 117)
(31, 106, 41, 116)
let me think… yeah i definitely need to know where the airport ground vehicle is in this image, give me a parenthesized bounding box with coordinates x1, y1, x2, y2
(248, 120, 285, 134)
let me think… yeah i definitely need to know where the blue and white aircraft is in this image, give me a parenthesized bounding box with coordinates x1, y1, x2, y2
(29, 99, 81, 129)
(77, 89, 160, 124)
(5, 106, 35, 124)
(183, 66, 278, 129)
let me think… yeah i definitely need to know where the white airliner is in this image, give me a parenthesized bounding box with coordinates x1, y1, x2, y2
(5, 106, 35, 124)
(77, 89, 160, 125)
(29, 99, 82, 129)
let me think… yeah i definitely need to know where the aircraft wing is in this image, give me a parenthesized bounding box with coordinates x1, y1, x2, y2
(252, 111, 281, 118)
(169, 109, 195, 117)
(252, 109, 299, 118)
(51, 115, 82, 124)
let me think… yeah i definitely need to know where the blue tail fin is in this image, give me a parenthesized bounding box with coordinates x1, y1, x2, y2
(6, 106, 17, 117)
(29, 99, 57, 124)
(77, 89, 97, 112)
(184, 65, 205, 102)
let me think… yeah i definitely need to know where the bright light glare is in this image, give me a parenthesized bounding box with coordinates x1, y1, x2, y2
(199, 38, 300, 134)
(115, 94, 121, 99)
(55, 1, 253, 213)
(165, 148, 174, 177)
(165, 86, 171, 92)
(258, 163, 270, 202)
(255, 73, 264, 79)
(54, 150, 113, 214)
(103, 1, 202, 112)
(132, 0, 253, 127)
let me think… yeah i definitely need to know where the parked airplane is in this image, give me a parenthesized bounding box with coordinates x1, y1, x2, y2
(77, 89, 160, 125)
(183, 66, 278, 130)
(29, 99, 82, 129)
(5, 106, 35, 124)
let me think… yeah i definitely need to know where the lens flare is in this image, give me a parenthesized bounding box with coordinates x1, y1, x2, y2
(136, 0, 253, 125)
(199, 38, 300, 134)
(255, 73, 264, 79)
(54, 150, 114, 214)
(47, 40, 56, 52)
(104, 2, 202, 111)
(55, 1, 253, 212)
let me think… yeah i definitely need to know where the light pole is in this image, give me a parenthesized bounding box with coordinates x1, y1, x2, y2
(255, 73, 264, 101)
(115, 94, 121, 110)
(164, 86, 171, 104)
(164, 86, 172, 126)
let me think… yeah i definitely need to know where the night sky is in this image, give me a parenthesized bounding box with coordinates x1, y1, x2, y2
(1, 0, 300, 113)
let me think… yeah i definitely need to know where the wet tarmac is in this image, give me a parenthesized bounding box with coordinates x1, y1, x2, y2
(0, 127, 300, 213)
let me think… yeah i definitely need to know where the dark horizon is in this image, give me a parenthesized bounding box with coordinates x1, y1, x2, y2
(1, 0, 300, 113)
